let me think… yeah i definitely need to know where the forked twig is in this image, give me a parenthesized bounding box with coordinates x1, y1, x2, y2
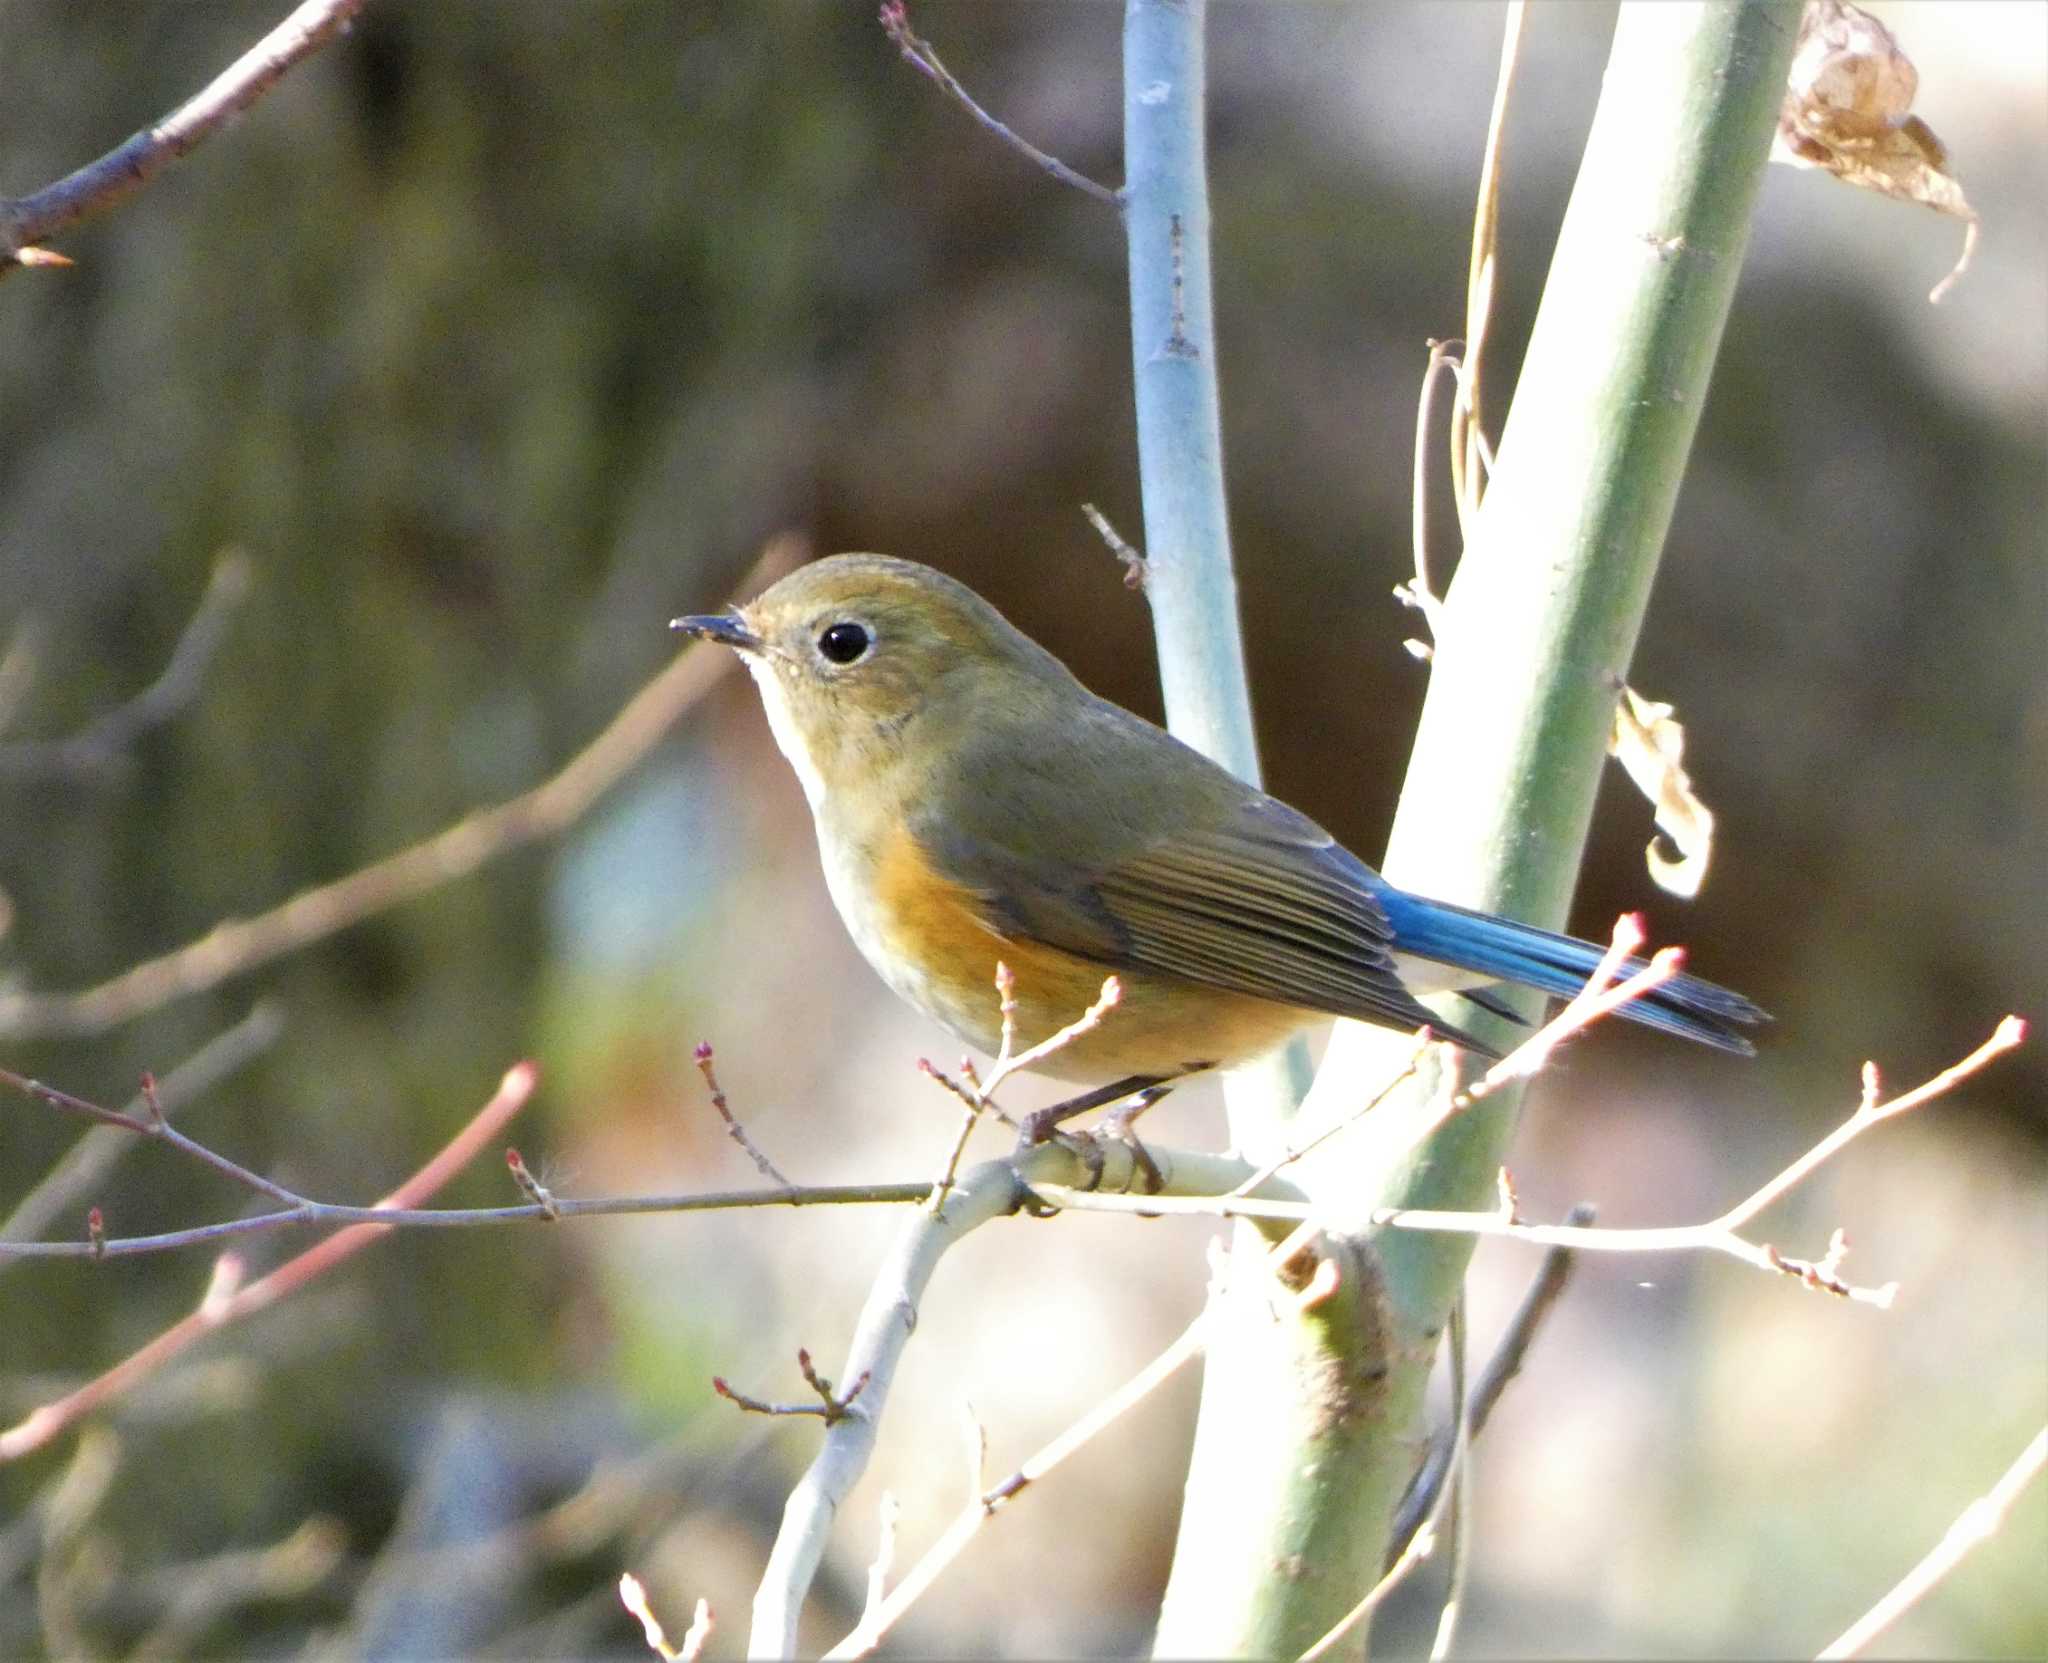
(877, 2, 1120, 209)
(0, 1062, 539, 1461)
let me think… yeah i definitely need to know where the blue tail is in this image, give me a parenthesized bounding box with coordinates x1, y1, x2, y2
(1377, 889, 1767, 1055)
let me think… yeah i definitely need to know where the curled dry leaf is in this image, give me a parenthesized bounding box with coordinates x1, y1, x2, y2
(1771, 0, 1979, 303)
(1608, 685, 1714, 899)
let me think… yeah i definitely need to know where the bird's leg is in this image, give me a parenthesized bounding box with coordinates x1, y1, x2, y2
(1016, 1074, 1170, 1148)
(1016, 1074, 1178, 1194)
(1097, 1084, 1172, 1194)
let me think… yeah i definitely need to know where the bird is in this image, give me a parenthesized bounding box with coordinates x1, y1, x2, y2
(673, 555, 1763, 1134)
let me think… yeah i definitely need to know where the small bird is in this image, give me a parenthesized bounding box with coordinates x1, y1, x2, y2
(674, 556, 1763, 1128)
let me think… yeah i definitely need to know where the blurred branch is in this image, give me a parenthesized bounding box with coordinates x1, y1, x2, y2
(1818, 1424, 2048, 1659)
(876, 3, 1120, 208)
(0, 0, 369, 272)
(0, 551, 253, 781)
(0, 1002, 284, 1269)
(1448, 0, 1523, 525)
(0, 539, 796, 1041)
(0, 1062, 537, 1462)
(826, 1311, 1209, 1659)
(124, 1516, 346, 1663)
(1389, 1203, 1595, 1563)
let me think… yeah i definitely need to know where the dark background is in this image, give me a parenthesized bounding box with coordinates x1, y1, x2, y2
(2, 4, 2042, 1656)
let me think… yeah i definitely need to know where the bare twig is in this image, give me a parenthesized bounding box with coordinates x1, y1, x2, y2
(1818, 1423, 2048, 1658)
(713, 1350, 871, 1425)
(0, 1003, 283, 1264)
(1448, 0, 1526, 524)
(876, 2, 1121, 209)
(619, 1575, 713, 1663)
(0, 1062, 538, 1461)
(978, 967, 1122, 1101)
(1038, 1017, 2028, 1309)
(691, 1042, 790, 1184)
(1298, 1504, 1440, 1662)
(0, 541, 796, 1041)
(0, 0, 369, 270)
(746, 1132, 1196, 1658)
(504, 1148, 560, 1220)
(0, 551, 254, 779)
(1390, 1203, 1594, 1559)
(924, 965, 1124, 1212)
(1080, 502, 1149, 590)
(827, 1315, 1208, 1658)
(1230, 1032, 1435, 1199)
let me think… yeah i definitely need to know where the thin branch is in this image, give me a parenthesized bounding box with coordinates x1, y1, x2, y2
(0, 1062, 538, 1461)
(825, 1313, 1208, 1659)
(1448, 0, 1526, 523)
(0, 540, 797, 1041)
(692, 1042, 790, 1185)
(0, 551, 254, 779)
(1037, 1017, 2028, 1309)
(1429, 1300, 1472, 1661)
(0, 0, 369, 269)
(1818, 1424, 2048, 1658)
(876, 2, 1121, 209)
(745, 1132, 1201, 1658)
(978, 967, 1122, 1100)
(1080, 502, 1148, 591)
(1389, 1203, 1594, 1559)
(714, 1349, 871, 1425)
(0, 1002, 284, 1264)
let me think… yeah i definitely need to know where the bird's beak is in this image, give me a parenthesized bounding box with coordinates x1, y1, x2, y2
(670, 610, 763, 654)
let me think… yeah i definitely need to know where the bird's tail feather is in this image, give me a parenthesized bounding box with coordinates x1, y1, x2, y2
(1378, 892, 1767, 1055)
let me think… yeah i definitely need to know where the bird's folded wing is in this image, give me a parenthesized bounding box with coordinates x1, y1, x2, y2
(932, 796, 1462, 1039)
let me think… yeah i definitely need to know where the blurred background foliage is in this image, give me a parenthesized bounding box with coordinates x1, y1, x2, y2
(0, 2, 2042, 1656)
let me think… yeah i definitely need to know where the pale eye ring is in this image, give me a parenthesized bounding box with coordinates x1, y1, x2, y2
(817, 621, 871, 665)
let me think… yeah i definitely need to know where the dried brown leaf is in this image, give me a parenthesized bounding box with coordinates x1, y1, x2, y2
(1772, 0, 1979, 302)
(1608, 685, 1714, 899)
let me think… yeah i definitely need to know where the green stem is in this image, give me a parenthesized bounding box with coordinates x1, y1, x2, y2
(1160, 5, 1801, 1654)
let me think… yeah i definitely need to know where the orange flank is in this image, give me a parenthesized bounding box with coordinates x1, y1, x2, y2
(864, 824, 1312, 1084)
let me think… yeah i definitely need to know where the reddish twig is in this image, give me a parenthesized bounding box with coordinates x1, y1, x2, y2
(713, 1348, 871, 1425)
(0, 1061, 539, 1461)
(693, 1042, 790, 1184)
(1080, 503, 1149, 591)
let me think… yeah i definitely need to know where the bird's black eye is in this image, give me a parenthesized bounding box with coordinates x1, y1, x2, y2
(817, 621, 871, 665)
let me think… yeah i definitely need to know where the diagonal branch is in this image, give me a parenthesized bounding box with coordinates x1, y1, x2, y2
(877, 3, 1120, 209)
(0, 541, 795, 1041)
(0, 551, 253, 778)
(0, 0, 369, 270)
